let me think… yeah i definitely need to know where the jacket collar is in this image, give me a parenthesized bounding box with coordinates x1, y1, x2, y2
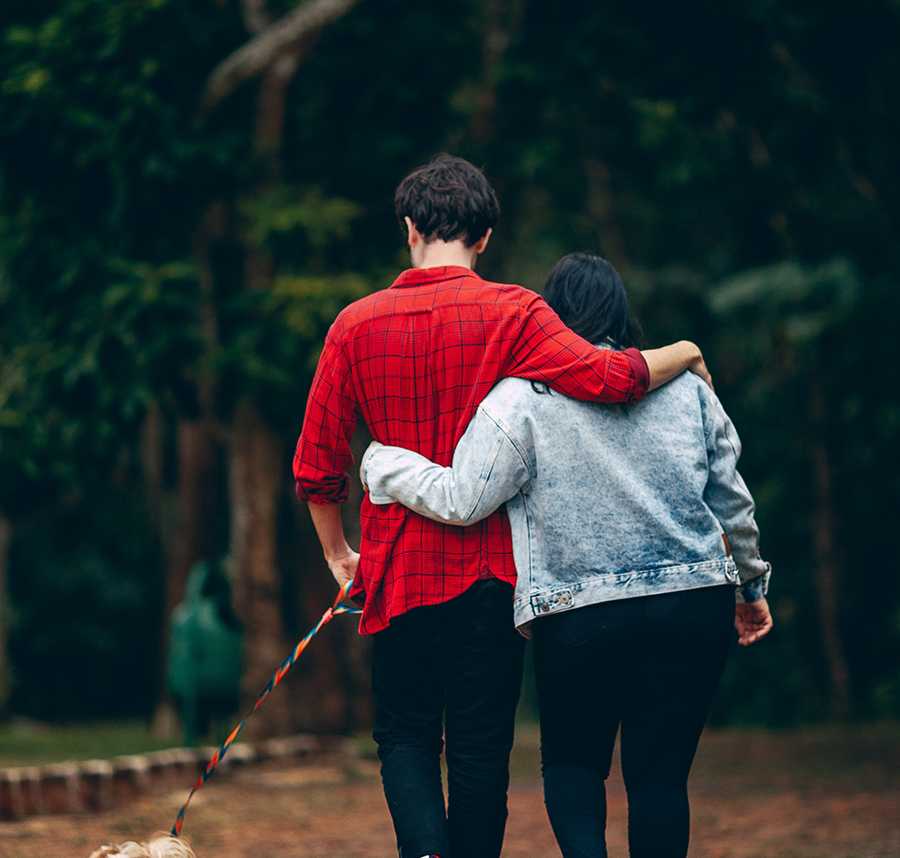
(390, 265, 480, 289)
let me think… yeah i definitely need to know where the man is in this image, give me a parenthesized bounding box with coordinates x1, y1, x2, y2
(293, 154, 710, 858)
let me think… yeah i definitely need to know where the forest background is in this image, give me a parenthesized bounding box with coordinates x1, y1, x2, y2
(1, 0, 898, 740)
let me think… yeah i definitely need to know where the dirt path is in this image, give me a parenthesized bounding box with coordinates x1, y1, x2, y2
(2, 727, 898, 857)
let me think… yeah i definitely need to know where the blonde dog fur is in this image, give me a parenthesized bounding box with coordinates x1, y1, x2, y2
(89, 834, 196, 858)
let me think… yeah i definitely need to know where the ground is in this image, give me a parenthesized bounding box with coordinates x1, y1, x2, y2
(2, 725, 898, 857)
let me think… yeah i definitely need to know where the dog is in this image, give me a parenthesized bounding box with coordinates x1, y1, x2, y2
(88, 834, 196, 858)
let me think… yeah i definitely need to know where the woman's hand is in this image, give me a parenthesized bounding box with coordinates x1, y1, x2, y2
(735, 597, 773, 646)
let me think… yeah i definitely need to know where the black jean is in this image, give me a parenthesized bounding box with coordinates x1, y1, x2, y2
(372, 579, 526, 858)
(534, 585, 733, 858)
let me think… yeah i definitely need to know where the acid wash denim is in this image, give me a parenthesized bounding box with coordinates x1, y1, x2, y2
(362, 369, 771, 634)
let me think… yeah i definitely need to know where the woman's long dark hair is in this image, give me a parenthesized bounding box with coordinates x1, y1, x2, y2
(544, 252, 643, 349)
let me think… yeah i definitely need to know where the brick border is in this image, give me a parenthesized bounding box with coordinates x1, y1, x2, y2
(0, 734, 323, 820)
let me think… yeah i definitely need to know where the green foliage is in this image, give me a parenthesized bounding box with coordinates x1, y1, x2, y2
(710, 259, 861, 353)
(0, 258, 201, 511)
(212, 271, 368, 427)
(240, 187, 362, 249)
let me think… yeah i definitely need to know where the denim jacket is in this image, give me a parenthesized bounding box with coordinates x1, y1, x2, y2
(361, 370, 771, 633)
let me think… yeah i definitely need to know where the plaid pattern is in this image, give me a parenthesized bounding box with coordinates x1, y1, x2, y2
(293, 265, 650, 634)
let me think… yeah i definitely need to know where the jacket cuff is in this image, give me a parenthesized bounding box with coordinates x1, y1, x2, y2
(622, 347, 651, 402)
(736, 565, 771, 603)
(294, 474, 350, 505)
(359, 441, 384, 493)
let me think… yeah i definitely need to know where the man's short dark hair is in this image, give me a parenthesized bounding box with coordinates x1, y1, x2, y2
(394, 154, 500, 247)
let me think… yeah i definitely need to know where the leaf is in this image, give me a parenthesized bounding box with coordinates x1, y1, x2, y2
(709, 258, 861, 346)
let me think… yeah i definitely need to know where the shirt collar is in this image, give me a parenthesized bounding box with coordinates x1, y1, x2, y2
(390, 265, 480, 289)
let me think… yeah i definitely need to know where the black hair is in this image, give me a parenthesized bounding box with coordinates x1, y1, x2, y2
(543, 252, 643, 349)
(394, 154, 500, 247)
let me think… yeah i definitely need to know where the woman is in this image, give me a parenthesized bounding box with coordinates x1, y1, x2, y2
(360, 253, 773, 858)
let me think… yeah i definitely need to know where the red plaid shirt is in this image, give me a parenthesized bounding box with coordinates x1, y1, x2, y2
(293, 266, 650, 634)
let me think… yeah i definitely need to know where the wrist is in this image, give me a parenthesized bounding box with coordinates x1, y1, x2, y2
(324, 543, 353, 563)
(679, 340, 700, 365)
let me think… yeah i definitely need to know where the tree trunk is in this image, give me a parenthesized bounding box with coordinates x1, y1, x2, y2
(141, 402, 174, 735)
(169, 420, 217, 614)
(203, 0, 359, 111)
(194, 201, 226, 418)
(222, 0, 358, 736)
(151, 199, 227, 738)
(225, 41, 299, 737)
(287, 500, 353, 731)
(810, 380, 851, 719)
(0, 514, 11, 717)
(140, 401, 164, 530)
(230, 399, 291, 736)
(152, 417, 218, 737)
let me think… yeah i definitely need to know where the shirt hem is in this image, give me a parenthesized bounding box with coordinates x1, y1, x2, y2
(359, 570, 516, 635)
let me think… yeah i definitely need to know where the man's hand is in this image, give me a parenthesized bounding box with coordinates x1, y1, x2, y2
(326, 548, 359, 588)
(686, 343, 713, 389)
(735, 597, 773, 646)
(642, 340, 713, 391)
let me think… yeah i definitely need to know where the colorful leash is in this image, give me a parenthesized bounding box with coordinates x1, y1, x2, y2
(171, 578, 361, 837)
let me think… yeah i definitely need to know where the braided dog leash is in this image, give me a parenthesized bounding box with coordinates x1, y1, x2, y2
(171, 579, 361, 837)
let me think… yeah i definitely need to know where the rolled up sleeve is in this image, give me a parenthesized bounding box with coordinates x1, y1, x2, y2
(293, 325, 358, 504)
(508, 294, 650, 404)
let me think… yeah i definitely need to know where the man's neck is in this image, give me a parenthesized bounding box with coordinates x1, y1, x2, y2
(415, 240, 477, 270)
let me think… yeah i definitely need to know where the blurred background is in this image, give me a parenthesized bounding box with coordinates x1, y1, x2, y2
(1, 0, 899, 769)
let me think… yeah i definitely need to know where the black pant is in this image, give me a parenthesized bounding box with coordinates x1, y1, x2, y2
(534, 585, 733, 858)
(372, 579, 526, 858)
